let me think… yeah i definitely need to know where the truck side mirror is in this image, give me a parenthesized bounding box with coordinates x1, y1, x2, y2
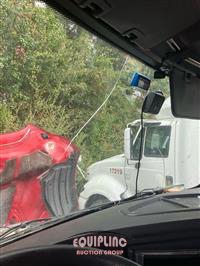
(124, 128, 133, 160)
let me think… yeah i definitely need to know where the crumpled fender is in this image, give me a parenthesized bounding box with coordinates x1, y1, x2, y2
(0, 124, 79, 224)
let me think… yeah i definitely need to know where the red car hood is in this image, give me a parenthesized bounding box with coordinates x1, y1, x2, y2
(0, 124, 79, 225)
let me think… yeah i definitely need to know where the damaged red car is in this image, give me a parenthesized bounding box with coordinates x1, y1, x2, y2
(0, 124, 79, 225)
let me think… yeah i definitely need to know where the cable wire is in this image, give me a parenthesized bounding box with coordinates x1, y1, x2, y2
(65, 56, 129, 152)
(77, 165, 87, 180)
(135, 107, 144, 196)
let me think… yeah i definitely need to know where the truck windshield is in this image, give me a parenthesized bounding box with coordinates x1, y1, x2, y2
(1, 0, 197, 235)
(144, 126, 171, 157)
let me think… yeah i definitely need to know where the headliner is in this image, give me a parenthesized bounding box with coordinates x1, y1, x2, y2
(46, 0, 200, 77)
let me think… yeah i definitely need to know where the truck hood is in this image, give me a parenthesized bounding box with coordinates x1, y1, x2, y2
(87, 154, 124, 179)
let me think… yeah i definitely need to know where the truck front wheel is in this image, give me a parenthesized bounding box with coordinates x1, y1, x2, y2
(86, 194, 110, 208)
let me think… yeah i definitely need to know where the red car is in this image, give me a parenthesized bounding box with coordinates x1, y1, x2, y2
(0, 124, 79, 225)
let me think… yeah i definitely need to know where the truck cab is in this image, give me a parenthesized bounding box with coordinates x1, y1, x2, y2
(79, 98, 200, 208)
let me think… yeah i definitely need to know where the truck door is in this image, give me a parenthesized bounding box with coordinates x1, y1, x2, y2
(139, 125, 173, 190)
(125, 125, 173, 195)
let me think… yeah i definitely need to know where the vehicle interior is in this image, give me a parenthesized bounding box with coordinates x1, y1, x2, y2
(1, 0, 200, 265)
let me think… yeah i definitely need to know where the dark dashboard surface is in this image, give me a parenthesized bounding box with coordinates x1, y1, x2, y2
(1, 188, 200, 255)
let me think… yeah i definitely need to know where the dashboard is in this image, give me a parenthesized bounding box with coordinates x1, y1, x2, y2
(1, 189, 200, 265)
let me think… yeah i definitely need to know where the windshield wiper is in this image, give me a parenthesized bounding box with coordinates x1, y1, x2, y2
(136, 188, 164, 198)
(121, 187, 164, 202)
(0, 217, 58, 241)
(122, 185, 186, 203)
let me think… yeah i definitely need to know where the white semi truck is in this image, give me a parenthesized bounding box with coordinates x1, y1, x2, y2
(79, 98, 200, 208)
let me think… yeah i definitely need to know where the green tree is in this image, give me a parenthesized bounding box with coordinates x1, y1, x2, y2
(0, 0, 170, 193)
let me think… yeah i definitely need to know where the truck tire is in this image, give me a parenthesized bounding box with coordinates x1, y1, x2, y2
(86, 194, 110, 208)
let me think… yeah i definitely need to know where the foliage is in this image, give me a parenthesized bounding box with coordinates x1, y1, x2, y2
(0, 0, 170, 193)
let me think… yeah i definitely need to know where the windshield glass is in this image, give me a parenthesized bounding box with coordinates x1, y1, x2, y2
(1, 0, 197, 234)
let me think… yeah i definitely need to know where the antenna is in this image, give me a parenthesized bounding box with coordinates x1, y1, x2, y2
(135, 105, 144, 195)
(134, 91, 165, 197)
(129, 73, 165, 197)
